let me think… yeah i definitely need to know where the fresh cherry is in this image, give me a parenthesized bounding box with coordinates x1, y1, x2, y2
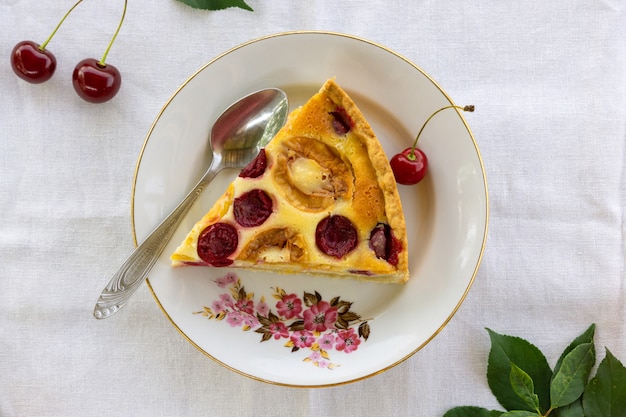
(10, 0, 128, 104)
(72, 59, 121, 103)
(390, 105, 475, 185)
(10, 0, 84, 84)
(72, 0, 127, 103)
(11, 41, 57, 84)
(390, 147, 428, 185)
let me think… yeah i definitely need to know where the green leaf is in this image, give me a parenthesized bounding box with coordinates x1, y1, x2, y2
(500, 412, 538, 417)
(510, 363, 540, 412)
(443, 406, 504, 417)
(553, 324, 595, 378)
(550, 342, 595, 408)
(176, 0, 253, 11)
(486, 328, 552, 413)
(583, 349, 626, 417)
(552, 324, 595, 417)
(555, 399, 583, 417)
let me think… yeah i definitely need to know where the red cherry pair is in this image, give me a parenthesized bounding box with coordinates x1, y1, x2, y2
(10, 0, 127, 104)
(390, 104, 475, 185)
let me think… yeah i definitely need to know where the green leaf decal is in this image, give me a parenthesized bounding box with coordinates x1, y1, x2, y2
(486, 328, 552, 413)
(176, 0, 253, 11)
(443, 406, 503, 417)
(550, 342, 595, 408)
(510, 363, 540, 412)
(583, 349, 626, 417)
(553, 324, 595, 378)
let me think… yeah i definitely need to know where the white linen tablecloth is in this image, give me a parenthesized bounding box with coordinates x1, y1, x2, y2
(1, 1, 624, 416)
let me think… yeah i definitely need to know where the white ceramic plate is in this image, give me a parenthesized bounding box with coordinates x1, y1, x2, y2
(132, 31, 488, 387)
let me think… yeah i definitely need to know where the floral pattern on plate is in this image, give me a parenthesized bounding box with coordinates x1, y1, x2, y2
(194, 272, 371, 369)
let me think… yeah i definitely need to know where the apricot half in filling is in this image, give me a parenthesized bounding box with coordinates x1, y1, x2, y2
(272, 136, 354, 211)
(238, 227, 307, 263)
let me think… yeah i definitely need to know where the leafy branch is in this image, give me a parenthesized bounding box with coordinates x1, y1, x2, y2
(176, 0, 253, 11)
(444, 324, 626, 417)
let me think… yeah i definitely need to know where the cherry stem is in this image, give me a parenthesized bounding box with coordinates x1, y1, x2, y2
(407, 104, 475, 160)
(39, 0, 84, 51)
(98, 0, 128, 67)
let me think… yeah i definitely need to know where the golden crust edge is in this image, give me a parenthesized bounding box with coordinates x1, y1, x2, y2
(320, 79, 409, 283)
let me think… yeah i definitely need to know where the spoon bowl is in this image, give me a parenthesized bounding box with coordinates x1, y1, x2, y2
(210, 88, 288, 166)
(94, 88, 289, 319)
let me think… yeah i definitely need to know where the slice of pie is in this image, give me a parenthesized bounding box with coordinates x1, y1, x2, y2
(171, 79, 409, 283)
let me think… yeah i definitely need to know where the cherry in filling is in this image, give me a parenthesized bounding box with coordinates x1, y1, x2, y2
(239, 148, 267, 178)
(315, 215, 358, 258)
(197, 222, 238, 266)
(329, 107, 353, 135)
(369, 223, 401, 266)
(233, 189, 273, 227)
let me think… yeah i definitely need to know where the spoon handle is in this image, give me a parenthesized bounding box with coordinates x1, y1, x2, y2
(93, 166, 220, 319)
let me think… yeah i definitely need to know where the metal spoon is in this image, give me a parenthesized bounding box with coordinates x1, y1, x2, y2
(93, 88, 289, 319)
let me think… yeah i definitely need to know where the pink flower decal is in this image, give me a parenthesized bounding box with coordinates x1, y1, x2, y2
(335, 328, 361, 353)
(303, 301, 338, 332)
(242, 314, 259, 329)
(256, 300, 270, 317)
(215, 272, 237, 288)
(235, 298, 254, 315)
(226, 311, 245, 328)
(211, 299, 226, 313)
(268, 322, 289, 340)
(276, 293, 303, 319)
(290, 331, 316, 349)
(219, 293, 235, 309)
(194, 275, 372, 369)
(318, 333, 335, 351)
(307, 351, 331, 369)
